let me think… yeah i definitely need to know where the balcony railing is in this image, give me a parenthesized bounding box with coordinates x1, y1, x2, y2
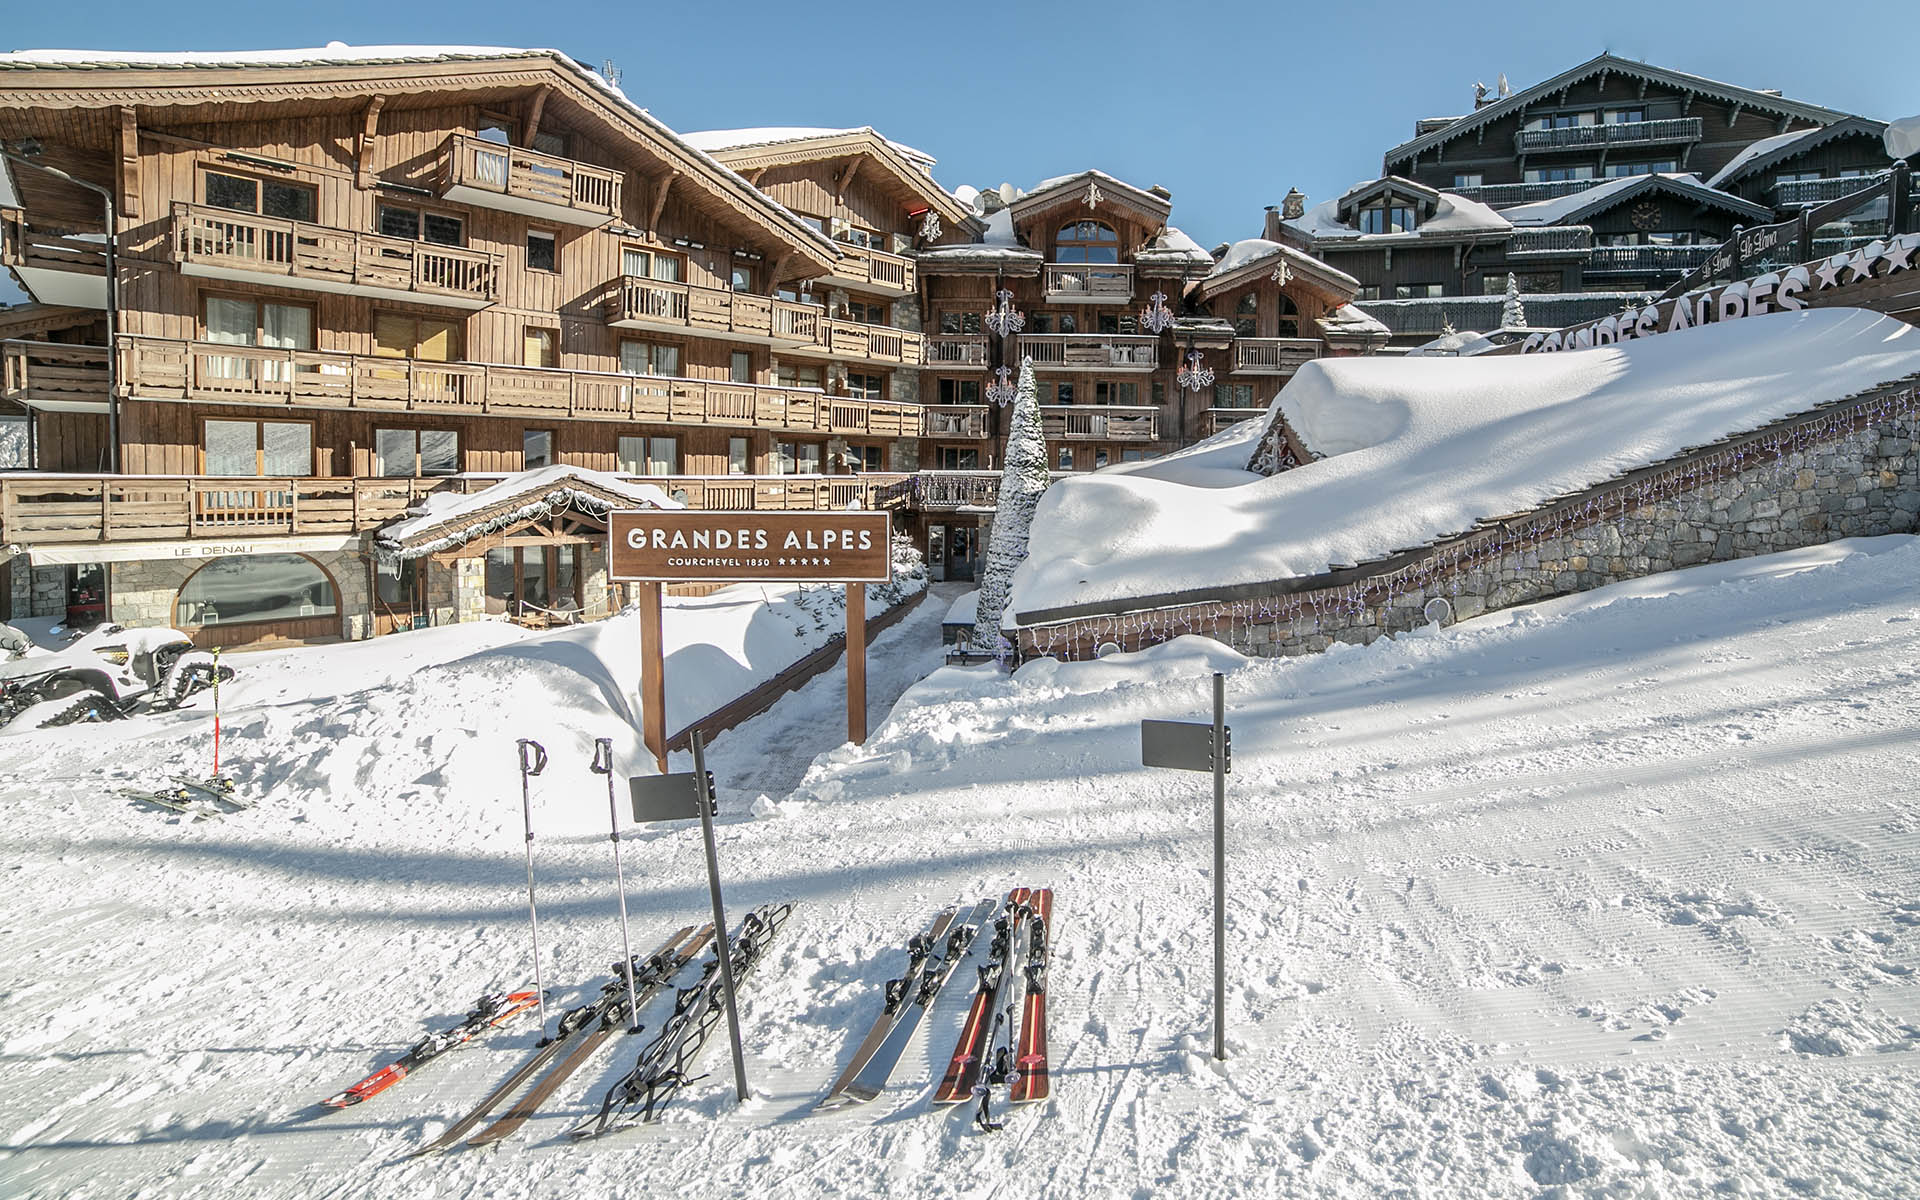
(920, 404, 991, 438)
(1040, 404, 1158, 441)
(1514, 117, 1702, 153)
(610, 276, 825, 346)
(926, 335, 990, 366)
(171, 202, 502, 308)
(0, 212, 108, 307)
(647, 473, 914, 513)
(1202, 407, 1266, 436)
(117, 335, 922, 437)
(1230, 338, 1320, 375)
(1043, 263, 1135, 303)
(1017, 333, 1158, 370)
(2, 340, 110, 409)
(823, 320, 925, 366)
(1506, 225, 1593, 256)
(913, 471, 1000, 510)
(1585, 244, 1718, 274)
(1773, 172, 1892, 206)
(440, 133, 623, 226)
(1450, 180, 1603, 208)
(0, 474, 443, 545)
(825, 242, 916, 293)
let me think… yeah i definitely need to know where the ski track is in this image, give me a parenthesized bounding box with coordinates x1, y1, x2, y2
(3, 546, 1920, 1197)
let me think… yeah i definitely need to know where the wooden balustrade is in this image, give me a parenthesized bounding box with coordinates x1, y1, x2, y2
(1231, 338, 1321, 374)
(0, 474, 441, 545)
(913, 471, 1001, 510)
(926, 335, 989, 365)
(2, 339, 110, 407)
(1202, 407, 1266, 436)
(1043, 262, 1135, 302)
(826, 242, 917, 292)
(1585, 244, 1719, 273)
(1513, 117, 1702, 152)
(1039, 404, 1159, 441)
(920, 405, 991, 438)
(1016, 333, 1158, 370)
(441, 133, 622, 224)
(171, 202, 501, 307)
(0, 212, 108, 277)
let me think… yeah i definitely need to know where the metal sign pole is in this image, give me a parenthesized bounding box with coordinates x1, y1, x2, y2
(1211, 671, 1227, 1062)
(515, 738, 551, 1041)
(689, 730, 752, 1102)
(593, 737, 642, 1032)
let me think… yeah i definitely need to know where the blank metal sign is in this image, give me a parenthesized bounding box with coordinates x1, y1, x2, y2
(1141, 719, 1220, 773)
(630, 772, 705, 823)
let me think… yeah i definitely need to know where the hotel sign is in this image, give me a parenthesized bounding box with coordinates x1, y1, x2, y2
(607, 511, 892, 584)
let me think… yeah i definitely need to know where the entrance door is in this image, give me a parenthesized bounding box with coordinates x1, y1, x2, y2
(928, 525, 948, 582)
(483, 544, 585, 620)
(948, 526, 978, 582)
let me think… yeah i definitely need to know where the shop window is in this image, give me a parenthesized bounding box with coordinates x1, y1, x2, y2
(178, 554, 337, 627)
(202, 169, 316, 223)
(375, 557, 421, 608)
(526, 230, 557, 272)
(375, 428, 459, 477)
(203, 418, 312, 477)
(617, 436, 677, 476)
(484, 544, 583, 618)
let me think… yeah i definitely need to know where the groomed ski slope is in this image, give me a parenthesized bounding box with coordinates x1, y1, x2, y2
(2, 539, 1918, 1198)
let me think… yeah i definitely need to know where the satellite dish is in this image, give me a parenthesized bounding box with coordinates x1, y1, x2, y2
(1422, 597, 1453, 627)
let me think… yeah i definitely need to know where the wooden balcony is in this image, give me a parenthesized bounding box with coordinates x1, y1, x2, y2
(926, 335, 990, 366)
(913, 471, 1000, 510)
(1231, 338, 1320, 375)
(0, 212, 107, 309)
(1202, 407, 1266, 437)
(651, 473, 913, 513)
(3, 340, 110, 411)
(1505, 226, 1593, 256)
(1772, 172, 1891, 206)
(608, 276, 826, 349)
(0, 474, 442, 545)
(818, 320, 925, 366)
(1585, 244, 1718, 274)
(171, 202, 501, 310)
(824, 242, 916, 295)
(1514, 117, 1702, 153)
(1018, 333, 1158, 371)
(118, 335, 913, 437)
(920, 404, 991, 439)
(1040, 404, 1158, 441)
(1450, 180, 1601, 208)
(439, 133, 623, 227)
(1043, 263, 1135, 304)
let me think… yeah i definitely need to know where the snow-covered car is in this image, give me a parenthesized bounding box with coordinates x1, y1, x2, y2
(0, 624, 232, 731)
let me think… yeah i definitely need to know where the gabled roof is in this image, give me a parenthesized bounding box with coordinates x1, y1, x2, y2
(1706, 116, 1892, 188)
(1501, 172, 1773, 227)
(1006, 170, 1171, 229)
(683, 126, 976, 232)
(377, 466, 679, 559)
(1336, 175, 1441, 218)
(1383, 53, 1854, 170)
(1191, 239, 1360, 304)
(1286, 181, 1511, 245)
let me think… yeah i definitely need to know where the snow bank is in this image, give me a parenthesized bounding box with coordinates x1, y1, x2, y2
(1009, 307, 1920, 617)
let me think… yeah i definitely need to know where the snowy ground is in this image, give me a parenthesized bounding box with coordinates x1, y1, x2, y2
(2, 542, 1918, 1198)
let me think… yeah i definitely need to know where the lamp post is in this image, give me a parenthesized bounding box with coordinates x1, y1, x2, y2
(2, 143, 119, 472)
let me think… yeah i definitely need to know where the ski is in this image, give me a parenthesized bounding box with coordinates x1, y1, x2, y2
(123, 786, 217, 818)
(572, 902, 792, 1138)
(815, 906, 959, 1111)
(321, 989, 542, 1108)
(409, 924, 695, 1156)
(1009, 888, 1054, 1104)
(465, 923, 715, 1147)
(970, 891, 1038, 1131)
(933, 889, 1030, 1105)
(839, 897, 997, 1106)
(173, 775, 253, 810)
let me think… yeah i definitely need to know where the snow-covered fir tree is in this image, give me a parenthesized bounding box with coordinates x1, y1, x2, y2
(971, 355, 1048, 657)
(1501, 272, 1527, 330)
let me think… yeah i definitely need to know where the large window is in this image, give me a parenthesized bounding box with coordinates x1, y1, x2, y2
(1095, 313, 1138, 335)
(204, 419, 312, 477)
(1358, 205, 1417, 235)
(774, 441, 823, 475)
(622, 247, 683, 282)
(178, 554, 337, 627)
(619, 340, 680, 377)
(1093, 381, 1137, 405)
(617, 436, 678, 476)
(374, 313, 463, 362)
(1054, 220, 1120, 264)
(939, 311, 983, 335)
(938, 378, 981, 405)
(1608, 160, 1676, 178)
(203, 296, 312, 381)
(375, 428, 459, 477)
(203, 170, 316, 223)
(377, 203, 463, 246)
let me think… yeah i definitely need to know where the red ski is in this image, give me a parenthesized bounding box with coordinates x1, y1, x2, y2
(322, 989, 540, 1108)
(933, 888, 1030, 1104)
(1010, 888, 1053, 1103)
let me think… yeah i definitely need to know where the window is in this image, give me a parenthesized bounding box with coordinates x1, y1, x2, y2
(1053, 382, 1074, 404)
(531, 129, 567, 156)
(1481, 271, 1561, 295)
(1234, 292, 1258, 336)
(1529, 112, 1597, 130)
(730, 351, 754, 384)
(774, 441, 823, 475)
(1057, 447, 1074, 471)
(617, 436, 678, 476)
(178, 554, 336, 627)
(833, 221, 882, 250)
(1213, 383, 1256, 407)
(849, 445, 884, 472)
(1356, 284, 1381, 301)
(938, 446, 979, 471)
(939, 311, 983, 335)
(375, 428, 459, 477)
(523, 327, 557, 368)
(1395, 283, 1444, 299)
(728, 437, 750, 475)
(619, 340, 680, 377)
(203, 419, 312, 476)
(1524, 165, 1597, 183)
(1453, 173, 1484, 190)
(621, 247, 683, 282)
(1094, 381, 1137, 405)
(1094, 449, 1111, 468)
(1095, 313, 1138, 335)
(203, 170, 316, 223)
(1121, 449, 1150, 463)
(938, 378, 981, 405)
(203, 296, 312, 381)
(845, 300, 888, 325)
(845, 372, 883, 401)
(524, 429, 553, 469)
(1054, 220, 1120, 264)
(730, 261, 756, 293)
(378, 204, 463, 246)
(477, 113, 516, 145)
(374, 313, 463, 362)
(776, 363, 822, 390)
(1603, 108, 1647, 124)
(526, 230, 557, 272)
(1608, 160, 1675, 178)
(1277, 293, 1300, 338)
(1358, 205, 1418, 234)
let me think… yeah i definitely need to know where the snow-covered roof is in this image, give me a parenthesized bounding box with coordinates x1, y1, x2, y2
(942, 590, 979, 627)
(1501, 172, 1773, 228)
(915, 206, 1042, 269)
(1008, 170, 1171, 224)
(680, 126, 936, 172)
(1318, 304, 1391, 339)
(379, 466, 680, 559)
(1008, 308, 1920, 618)
(1707, 117, 1894, 189)
(1134, 226, 1212, 270)
(1407, 329, 1496, 357)
(1706, 129, 1823, 188)
(1287, 186, 1510, 243)
(1198, 238, 1361, 297)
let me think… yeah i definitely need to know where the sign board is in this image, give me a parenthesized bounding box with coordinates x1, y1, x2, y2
(630, 771, 712, 823)
(608, 510, 892, 584)
(1141, 719, 1230, 773)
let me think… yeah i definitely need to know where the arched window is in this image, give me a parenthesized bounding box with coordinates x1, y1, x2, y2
(178, 553, 338, 627)
(1235, 292, 1258, 336)
(1277, 293, 1299, 338)
(1054, 220, 1119, 264)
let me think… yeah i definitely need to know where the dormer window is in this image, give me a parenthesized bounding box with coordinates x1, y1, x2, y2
(1358, 204, 1418, 235)
(1055, 220, 1119, 263)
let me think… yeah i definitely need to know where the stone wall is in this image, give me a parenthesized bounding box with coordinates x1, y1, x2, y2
(8, 562, 67, 620)
(107, 549, 372, 639)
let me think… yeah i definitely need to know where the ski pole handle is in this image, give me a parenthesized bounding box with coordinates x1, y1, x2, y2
(517, 738, 547, 778)
(591, 737, 613, 776)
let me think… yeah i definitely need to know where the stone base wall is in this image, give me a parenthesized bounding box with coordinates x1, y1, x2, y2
(107, 549, 372, 640)
(7, 563, 68, 620)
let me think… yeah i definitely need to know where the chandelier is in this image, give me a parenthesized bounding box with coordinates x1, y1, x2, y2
(983, 288, 1025, 337)
(984, 365, 1017, 408)
(1176, 347, 1215, 393)
(1140, 291, 1175, 334)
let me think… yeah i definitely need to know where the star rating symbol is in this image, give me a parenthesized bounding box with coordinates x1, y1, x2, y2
(1843, 247, 1878, 284)
(1878, 235, 1917, 274)
(1813, 254, 1847, 289)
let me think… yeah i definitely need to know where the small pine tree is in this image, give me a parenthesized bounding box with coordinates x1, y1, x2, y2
(971, 356, 1048, 657)
(1501, 272, 1527, 330)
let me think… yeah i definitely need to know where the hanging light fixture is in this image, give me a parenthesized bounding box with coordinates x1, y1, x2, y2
(983, 287, 1025, 338)
(985, 364, 1018, 407)
(1140, 290, 1175, 334)
(1177, 345, 1215, 393)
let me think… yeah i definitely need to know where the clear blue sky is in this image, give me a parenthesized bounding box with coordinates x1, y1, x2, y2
(4, 0, 1918, 251)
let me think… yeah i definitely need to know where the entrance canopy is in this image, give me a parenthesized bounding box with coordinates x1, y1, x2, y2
(376, 466, 681, 561)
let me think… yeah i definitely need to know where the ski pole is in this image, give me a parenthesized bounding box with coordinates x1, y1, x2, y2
(593, 737, 642, 1032)
(211, 646, 222, 779)
(516, 738, 551, 1042)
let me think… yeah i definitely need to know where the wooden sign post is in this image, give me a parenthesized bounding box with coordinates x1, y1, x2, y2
(607, 510, 893, 771)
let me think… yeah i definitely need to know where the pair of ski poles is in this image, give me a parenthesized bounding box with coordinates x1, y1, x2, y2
(514, 737, 644, 1042)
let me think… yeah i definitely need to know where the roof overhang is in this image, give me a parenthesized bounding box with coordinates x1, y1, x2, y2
(377, 470, 678, 559)
(1711, 116, 1894, 188)
(1193, 244, 1360, 304)
(1527, 173, 1775, 226)
(702, 129, 975, 232)
(1007, 171, 1171, 229)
